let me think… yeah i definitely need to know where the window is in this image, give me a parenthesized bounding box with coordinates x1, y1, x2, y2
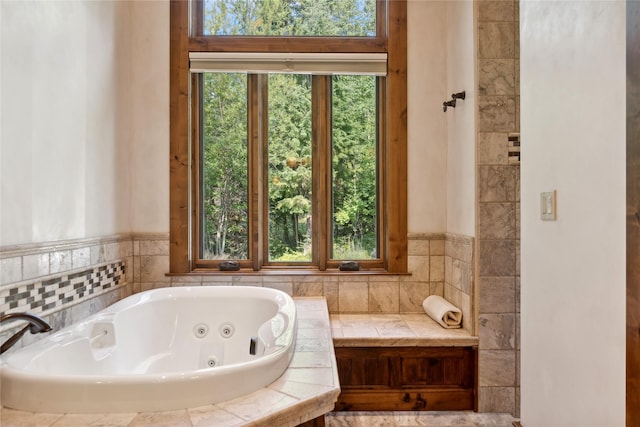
(170, 0, 407, 273)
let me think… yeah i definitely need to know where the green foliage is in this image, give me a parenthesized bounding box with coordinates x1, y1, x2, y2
(201, 73, 249, 259)
(204, 0, 376, 36)
(200, 1, 379, 262)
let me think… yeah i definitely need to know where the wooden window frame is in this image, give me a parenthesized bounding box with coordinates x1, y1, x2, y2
(169, 0, 407, 274)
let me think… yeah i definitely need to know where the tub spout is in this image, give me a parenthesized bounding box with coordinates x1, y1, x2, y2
(0, 312, 53, 355)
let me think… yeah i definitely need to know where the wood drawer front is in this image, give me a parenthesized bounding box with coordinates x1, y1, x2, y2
(335, 389, 475, 411)
(334, 346, 477, 411)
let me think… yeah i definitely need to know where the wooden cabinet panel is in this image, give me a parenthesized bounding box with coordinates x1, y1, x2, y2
(335, 346, 477, 412)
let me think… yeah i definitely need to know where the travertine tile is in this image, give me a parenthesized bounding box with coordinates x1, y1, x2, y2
(429, 239, 445, 256)
(71, 248, 91, 269)
(444, 235, 473, 263)
(295, 338, 332, 352)
(516, 313, 520, 350)
(324, 281, 339, 313)
(479, 313, 516, 349)
(52, 413, 134, 426)
(325, 411, 517, 427)
(50, 250, 72, 274)
(515, 203, 521, 240)
(444, 255, 453, 284)
(479, 350, 516, 386)
(124, 256, 134, 286)
(23, 253, 50, 280)
(268, 378, 333, 400)
(399, 281, 429, 313)
(170, 275, 203, 285)
(294, 281, 324, 297)
(478, 166, 516, 202)
(478, 203, 516, 239)
(129, 410, 192, 427)
(478, 386, 516, 414)
(188, 406, 245, 427)
(278, 367, 336, 387)
(408, 239, 430, 256)
(478, 0, 515, 22)
(407, 255, 429, 282)
(139, 255, 170, 283)
(231, 275, 263, 287)
(479, 276, 515, 313)
(478, 132, 509, 165)
(369, 281, 399, 313)
(478, 96, 516, 133)
(451, 259, 472, 295)
(429, 256, 445, 282)
(515, 240, 521, 276)
(429, 282, 444, 297)
(90, 244, 106, 264)
(338, 282, 368, 312)
(87, 412, 139, 426)
(515, 276, 520, 313)
(479, 240, 516, 276)
(221, 389, 298, 421)
(288, 350, 332, 368)
(478, 22, 516, 59)
(103, 243, 121, 263)
(479, 59, 516, 96)
(515, 58, 520, 95)
(0, 408, 64, 427)
(138, 240, 169, 256)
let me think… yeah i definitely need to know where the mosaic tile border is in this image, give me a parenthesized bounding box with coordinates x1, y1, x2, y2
(0, 261, 125, 319)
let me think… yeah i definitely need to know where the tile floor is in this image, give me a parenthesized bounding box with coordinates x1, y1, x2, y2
(325, 411, 517, 427)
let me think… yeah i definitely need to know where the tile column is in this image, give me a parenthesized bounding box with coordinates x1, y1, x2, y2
(475, 0, 520, 416)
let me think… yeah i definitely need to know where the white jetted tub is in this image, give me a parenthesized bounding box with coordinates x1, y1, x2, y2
(0, 286, 297, 413)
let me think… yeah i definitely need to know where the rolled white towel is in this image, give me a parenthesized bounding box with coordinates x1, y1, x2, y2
(422, 295, 462, 329)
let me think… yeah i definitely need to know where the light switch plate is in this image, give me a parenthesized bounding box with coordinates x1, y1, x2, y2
(540, 191, 557, 221)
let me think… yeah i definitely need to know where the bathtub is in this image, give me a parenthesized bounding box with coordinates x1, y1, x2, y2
(0, 286, 297, 413)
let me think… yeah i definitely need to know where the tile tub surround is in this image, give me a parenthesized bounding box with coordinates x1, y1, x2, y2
(0, 297, 340, 427)
(330, 313, 478, 348)
(154, 234, 472, 323)
(0, 235, 134, 351)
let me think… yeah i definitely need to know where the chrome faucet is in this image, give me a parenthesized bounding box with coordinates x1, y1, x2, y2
(0, 312, 53, 355)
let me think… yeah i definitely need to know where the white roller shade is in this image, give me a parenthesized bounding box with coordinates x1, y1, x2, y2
(189, 52, 387, 76)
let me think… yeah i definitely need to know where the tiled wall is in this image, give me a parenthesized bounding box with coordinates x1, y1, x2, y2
(476, 0, 520, 416)
(131, 233, 472, 324)
(444, 233, 474, 334)
(0, 236, 134, 351)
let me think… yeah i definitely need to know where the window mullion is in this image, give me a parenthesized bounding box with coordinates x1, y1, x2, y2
(247, 74, 260, 270)
(258, 75, 269, 269)
(312, 75, 332, 271)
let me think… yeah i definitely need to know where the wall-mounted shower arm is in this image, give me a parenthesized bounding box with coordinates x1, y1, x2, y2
(443, 90, 465, 112)
(451, 91, 466, 100)
(443, 99, 456, 112)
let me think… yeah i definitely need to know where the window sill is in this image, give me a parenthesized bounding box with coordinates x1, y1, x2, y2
(166, 268, 410, 277)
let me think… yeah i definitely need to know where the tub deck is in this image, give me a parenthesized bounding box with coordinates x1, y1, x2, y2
(0, 297, 339, 427)
(330, 313, 478, 412)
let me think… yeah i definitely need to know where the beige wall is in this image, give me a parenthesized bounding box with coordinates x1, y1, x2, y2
(407, 1, 448, 233)
(445, 0, 476, 237)
(130, 1, 170, 233)
(520, 1, 626, 425)
(0, 1, 132, 246)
